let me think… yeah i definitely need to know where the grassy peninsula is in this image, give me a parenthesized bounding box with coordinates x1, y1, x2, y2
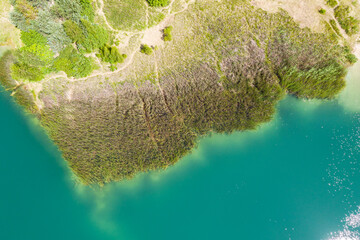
(0, 0, 359, 185)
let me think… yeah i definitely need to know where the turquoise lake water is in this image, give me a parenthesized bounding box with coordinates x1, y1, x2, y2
(1, 63, 360, 240)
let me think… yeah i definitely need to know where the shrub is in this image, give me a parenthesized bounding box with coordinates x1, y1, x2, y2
(334, 5, 360, 35)
(11, 29, 54, 82)
(32, 9, 72, 52)
(63, 20, 85, 43)
(80, 0, 95, 22)
(20, 29, 48, 46)
(26, 0, 49, 8)
(326, 0, 338, 8)
(147, 0, 168, 7)
(346, 53, 357, 64)
(10, 9, 31, 31)
(15, 0, 38, 20)
(163, 26, 173, 41)
(318, 9, 326, 14)
(329, 19, 341, 36)
(78, 19, 109, 52)
(20, 43, 54, 64)
(53, 0, 81, 22)
(53, 45, 94, 77)
(140, 44, 153, 55)
(11, 62, 44, 82)
(98, 44, 127, 64)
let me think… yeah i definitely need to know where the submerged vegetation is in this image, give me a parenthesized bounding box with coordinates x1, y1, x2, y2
(1, 0, 359, 185)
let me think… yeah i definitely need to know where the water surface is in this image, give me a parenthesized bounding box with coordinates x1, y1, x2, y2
(0, 63, 360, 240)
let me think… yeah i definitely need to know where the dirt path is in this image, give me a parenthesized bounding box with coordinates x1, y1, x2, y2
(43, 0, 196, 85)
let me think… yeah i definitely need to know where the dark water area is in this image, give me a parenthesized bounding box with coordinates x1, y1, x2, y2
(0, 63, 360, 240)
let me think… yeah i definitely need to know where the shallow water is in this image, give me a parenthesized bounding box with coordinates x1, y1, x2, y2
(0, 63, 360, 240)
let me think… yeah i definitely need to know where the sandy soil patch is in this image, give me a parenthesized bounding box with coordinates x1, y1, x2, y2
(251, 0, 328, 32)
(142, 16, 174, 47)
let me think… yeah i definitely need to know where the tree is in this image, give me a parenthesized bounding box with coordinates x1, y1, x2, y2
(78, 19, 109, 52)
(140, 44, 153, 55)
(11, 62, 44, 82)
(163, 26, 173, 41)
(53, 45, 94, 78)
(20, 29, 47, 46)
(63, 20, 85, 43)
(98, 44, 127, 64)
(80, 0, 95, 22)
(147, 0, 169, 7)
(15, 0, 38, 20)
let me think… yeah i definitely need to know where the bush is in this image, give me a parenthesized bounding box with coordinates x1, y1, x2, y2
(80, 0, 95, 22)
(98, 44, 127, 64)
(53, 0, 81, 22)
(318, 9, 326, 14)
(334, 5, 360, 35)
(140, 44, 153, 55)
(11, 62, 44, 82)
(78, 19, 109, 52)
(10, 9, 31, 31)
(147, 0, 168, 7)
(32, 9, 72, 52)
(11, 29, 54, 82)
(163, 26, 173, 41)
(345, 53, 357, 64)
(26, 0, 49, 8)
(20, 29, 48, 46)
(63, 20, 84, 43)
(15, 0, 38, 20)
(329, 19, 341, 36)
(53, 45, 94, 77)
(326, 0, 338, 8)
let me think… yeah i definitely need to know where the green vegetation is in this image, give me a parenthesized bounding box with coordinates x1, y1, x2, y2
(98, 44, 127, 71)
(148, 9, 165, 27)
(53, 45, 94, 78)
(140, 44, 153, 55)
(11, 30, 53, 82)
(318, 8, 326, 14)
(14, 0, 38, 20)
(334, 5, 359, 35)
(0, 51, 37, 112)
(3, 0, 359, 185)
(33, 1, 357, 185)
(344, 46, 358, 64)
(346, 53, 358, 63)
(8, 0, 114, 80)
(63, 20, 84, 43)
(277, 61, 346, 98)
(326, 0, 338, 8)
(98, 45, 127, 64)
(77, 19, 109, 52)
(163, 26, 173, 41)
(147, 0, 169, 7)
(61, 19, 109, 52)
(79, 0, 95, 22)
(103, 0, 147, 31)
(329, 19, 341, 36)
